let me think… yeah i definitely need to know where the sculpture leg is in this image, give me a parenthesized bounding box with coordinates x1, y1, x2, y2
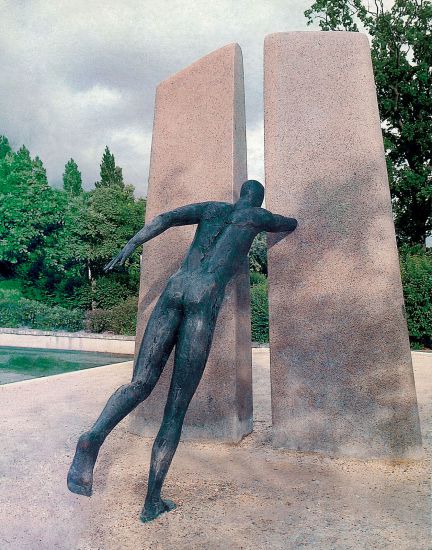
(67, 292, 182, 497)
(140, 306, 217, 523)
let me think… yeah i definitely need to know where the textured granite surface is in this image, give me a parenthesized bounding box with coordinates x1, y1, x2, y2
(129, 43, 252, 441)
(264, 32, 422, 458)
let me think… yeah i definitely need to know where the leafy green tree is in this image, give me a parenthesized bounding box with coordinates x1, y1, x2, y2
(30, 156, 48, 186)
(15, 181, 146, 311)
(72, 183, 145, 308)
(63, 158, 83, 195)
(3, 145, 32, 188)
(0, 135, 146, 326)
(249, 233, 269, 342)
(16, 191, 91, 309)
(81, 184, 145, 274)
(0, 136, 13, 182)
(0, 135, 12, 161)
(0, 143, 63, 269)
(305, 0, 432, 245)
(96, 146, 124, 188)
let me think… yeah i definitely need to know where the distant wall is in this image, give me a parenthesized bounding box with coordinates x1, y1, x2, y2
(0, 328, 135, 355)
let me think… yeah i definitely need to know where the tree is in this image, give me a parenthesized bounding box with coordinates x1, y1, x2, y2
(63, 158, 83, 195)
(4, 145, 32, 188)
(0, 136, 12, 182)
(0, 135, 12, 160)
(75, 183, 145, 308)
(30, 156, 48, 186)
(305, 0, 432, 246)
(0, 134, 148, 320)
(96, 146, 124, 188)
(0, 143, 63, 269)
(16, 190, 91, 309)
(15, 181, 147, 311)
(81, 184, 145, 274)
(400, 245, 432, 346)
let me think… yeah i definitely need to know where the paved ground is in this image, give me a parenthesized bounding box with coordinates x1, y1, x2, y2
(0, 350, 430, 549)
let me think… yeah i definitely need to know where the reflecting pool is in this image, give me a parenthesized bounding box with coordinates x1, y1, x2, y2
(0, 346, 132, 384)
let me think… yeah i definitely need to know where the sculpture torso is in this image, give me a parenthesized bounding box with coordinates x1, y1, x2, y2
(162, 201, 267, 309)
(178, 201, 264, 279)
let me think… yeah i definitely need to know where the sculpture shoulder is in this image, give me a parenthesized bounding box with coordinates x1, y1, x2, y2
(231, 207, 273, 228)
(255, 207, 274, 222)
(201, 201, 233, 220)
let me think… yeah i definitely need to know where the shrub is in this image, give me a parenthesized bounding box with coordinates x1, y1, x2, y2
(250, 280, 269, 343)
(400, 246, 432, 347)
(18, 271, 93, 311)
(0, 278, 23, 302)
(249, 232, 267, 274)
(85, 308, 111, 333)
(0, 300, 22, 327)
(0, 298, 84, 331)
(85, 296, 138, 335)
(250, 271, 267, 287)
(107, 296, 138, 335)
(66, 283, 93, 310)
(94, 276, 132, 309)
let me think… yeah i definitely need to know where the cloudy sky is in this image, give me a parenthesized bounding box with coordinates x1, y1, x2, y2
(1, 0, 319, 196)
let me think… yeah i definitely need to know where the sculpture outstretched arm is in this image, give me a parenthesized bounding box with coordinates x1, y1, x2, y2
(104, 202, 208, 271)
(130, 202, 208, 245)
(260, 210, 298, 233)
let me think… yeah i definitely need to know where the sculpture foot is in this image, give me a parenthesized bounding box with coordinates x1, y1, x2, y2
(140, 499, 176, 523)
(67, 432, 100, 497)
(67, 477, 93, 497)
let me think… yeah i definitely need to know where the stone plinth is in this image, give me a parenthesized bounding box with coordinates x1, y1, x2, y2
(129, 43, 252, 441)
(264, 32, 422, 458)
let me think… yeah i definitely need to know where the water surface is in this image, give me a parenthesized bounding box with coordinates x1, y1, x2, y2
(0, 346, 132, 384)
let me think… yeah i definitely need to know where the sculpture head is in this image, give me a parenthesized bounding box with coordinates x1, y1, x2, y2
(238, 180, 264, 207)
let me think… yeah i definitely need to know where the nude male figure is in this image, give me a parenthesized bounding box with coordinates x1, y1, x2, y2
(67, 179, 297, 522)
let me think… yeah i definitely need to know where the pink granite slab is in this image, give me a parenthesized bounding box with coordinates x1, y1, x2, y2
(129, 43, 252, 441)
(264, 32, 422, 458)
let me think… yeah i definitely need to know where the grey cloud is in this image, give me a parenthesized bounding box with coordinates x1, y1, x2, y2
(0, 0, 312, 196)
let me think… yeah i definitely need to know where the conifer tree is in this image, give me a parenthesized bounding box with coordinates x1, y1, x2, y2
(6, 146, 33, 187)
(0, 135, 12, 160)
(96, 146, 124, 188)
(63, 158, 83, 195)
(30, 156, 48, 186)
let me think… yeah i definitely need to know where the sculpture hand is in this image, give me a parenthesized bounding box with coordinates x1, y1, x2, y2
(104, 241, 136, 272)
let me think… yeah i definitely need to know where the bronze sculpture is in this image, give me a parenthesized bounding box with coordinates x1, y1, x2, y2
(67, 179, 297, 522)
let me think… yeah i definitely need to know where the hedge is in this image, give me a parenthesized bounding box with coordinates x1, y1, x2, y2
(250, 280, 269, 343)
(93, 276, 133, 309)
(250, 271, 267, 287)
(86, 296, 138, 335)
(0, 298, 84, 332)
(400, 246, 432, 347)
(86, 280, 271, 343)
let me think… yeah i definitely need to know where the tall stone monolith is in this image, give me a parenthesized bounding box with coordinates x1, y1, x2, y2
(129, 43, 252, 441)
(264, 32, 422, 458)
